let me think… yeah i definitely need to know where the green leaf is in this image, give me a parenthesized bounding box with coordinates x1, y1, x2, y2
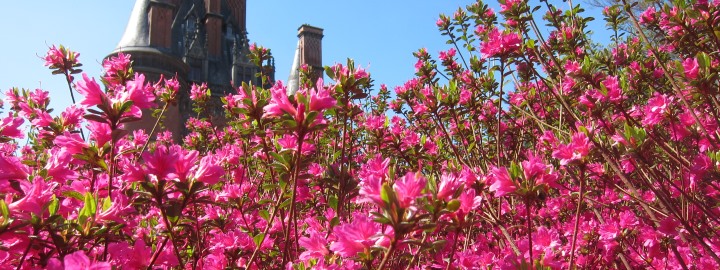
(48, 195, 59, 216)
(83, 192, 97, 216)
(380, 183, 394, 205)
(526, 38, 535, 49)
(328, 195, 338, 210)
(697, 52, 710, 69)
(446, 199, 461, 212)
(269, 152, 287, 167)
(259, 209, 270, 222)
(102, 196, 112, 212)
(623, 122, 633, 141)
(598, 84, 608, 97)
(83, 114, 109, 124)
(509, 161, 522, 180)
(330, 216, 340, 227)
(253, 233, 265, 247)
(0, 200, 9, 220)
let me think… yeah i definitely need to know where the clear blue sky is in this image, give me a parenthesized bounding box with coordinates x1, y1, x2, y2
(0, 1, 608, 114)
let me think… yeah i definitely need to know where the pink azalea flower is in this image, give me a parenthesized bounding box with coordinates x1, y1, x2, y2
(488, 166, 517, 197)
(521, 154, 559, 188)
(500, 0, 523, 12)
(44, 45, 80, 77)
(263, 81, 297, 118)
(44, 148, 76, 182)
(61, 250, 111, 270)
(642, 92, 670, 126)
(123, 73, 156, 110)
(393, 172, 427, 208)
(44, 45, 69, 68)
(201, 251, 228, 270)
(192, 155, 225, 185)
(639, 6, 657, 24)
(481, 28, 522, 58)
(87, 121, 112, 148)
(0, 155, 29, 182)
(358, 174, 384, 206)
(401, 131, 421, 150)
(61, 105, 85, 128)
(459, 88, 472, 104)
(458, 188, 482, 214)
(329, 215, 380, 258)
(354, 66, 369, 79)
(97, 194, 133, 225)
(358, 156, 390, 205)
(0, 113, 23, 138)
(142, 145, 179, 181)
(438, 48, 456, 62)
(682, 57, 699, 79)
(171, 146, 199, 182)
(436, 14, 452, 29)
(308, 78, 336, 112)
(299, 231, 329, 261)
(363, 114, 385, 131)
(564, 61, 581, 75)
(658, 216, 681, 237)
(277, 134, 297, 150)
(190, 83, 209, 102)
(31, 111, 54, 129)
(540, 130, 558, 146)
(75, 74, 108, 108)
(307, 163, 324, 177)
(55, 132, 87, 156)
(552, 132, 592, 165)
(102, 53, 131, 86)
(602, 76, 623, 103)
(9, 177, 57, 217)
(30, 88, 50, 106)
(437, 173, 462, 201)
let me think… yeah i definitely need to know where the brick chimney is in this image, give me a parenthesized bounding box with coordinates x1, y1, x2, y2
(227, 0, 246, 35)
(298, 25, 324, 80)
(148, 1, 176, 48)
(205, 0, 222, 56)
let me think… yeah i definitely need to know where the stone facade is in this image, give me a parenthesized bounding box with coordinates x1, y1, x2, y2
(108, 0, 288, 140)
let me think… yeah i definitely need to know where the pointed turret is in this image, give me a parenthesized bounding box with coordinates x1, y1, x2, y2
(115, 0, 151, 49)
(287, 40, 302, 95)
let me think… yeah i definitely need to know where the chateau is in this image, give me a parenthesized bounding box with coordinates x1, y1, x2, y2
(106, 0, 323, 139)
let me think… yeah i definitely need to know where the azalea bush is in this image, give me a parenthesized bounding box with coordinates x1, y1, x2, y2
(2, 0, 720, 269)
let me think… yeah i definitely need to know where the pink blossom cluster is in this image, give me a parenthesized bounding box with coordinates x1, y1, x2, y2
(1, 0, 720, 269)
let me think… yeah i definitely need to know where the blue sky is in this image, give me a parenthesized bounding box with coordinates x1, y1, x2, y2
(0, 1, 608, 114)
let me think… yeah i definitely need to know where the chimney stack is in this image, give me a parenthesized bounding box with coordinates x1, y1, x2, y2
(227, 0, 247, 35)
(297, 25, 324, 81)
(148, 1, 176, 48)
(205, 0, 222, 56)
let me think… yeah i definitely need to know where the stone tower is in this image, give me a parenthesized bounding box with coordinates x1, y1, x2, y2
(109, 0, 323, 140)
(107, 0, 274, 140)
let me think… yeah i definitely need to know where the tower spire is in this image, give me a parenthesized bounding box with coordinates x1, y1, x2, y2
(115, 0, 152, 50)
(287, 40, 302, 95)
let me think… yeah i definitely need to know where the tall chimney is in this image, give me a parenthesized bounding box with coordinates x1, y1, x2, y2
(227, 0, 247, 35)
(205, 0, 222, 56)
(148, 1, 176, 48)
(297, 25, 324, 81)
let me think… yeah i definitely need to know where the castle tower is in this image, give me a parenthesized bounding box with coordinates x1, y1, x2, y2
(288, 25, 324, 94)
(107, 0, 272, 140)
